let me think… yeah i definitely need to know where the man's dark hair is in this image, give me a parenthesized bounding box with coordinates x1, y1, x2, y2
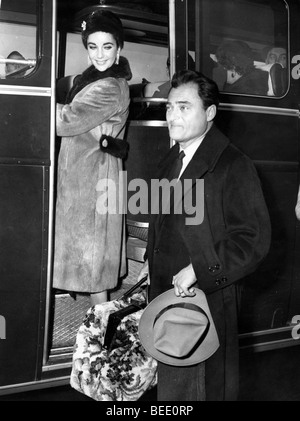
(171, 69, 220, 109)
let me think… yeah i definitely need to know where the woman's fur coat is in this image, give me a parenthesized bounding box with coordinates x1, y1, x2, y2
(53, 57, 131, 293)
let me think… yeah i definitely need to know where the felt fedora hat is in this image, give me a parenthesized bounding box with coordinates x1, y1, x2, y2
(139, 288, 219, 366)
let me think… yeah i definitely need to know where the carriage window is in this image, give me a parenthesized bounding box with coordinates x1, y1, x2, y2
(189, 0, 288, 97)
(0, 0, 37, 79)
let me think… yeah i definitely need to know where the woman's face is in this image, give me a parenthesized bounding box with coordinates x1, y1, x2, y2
(87, 31, 120, 72)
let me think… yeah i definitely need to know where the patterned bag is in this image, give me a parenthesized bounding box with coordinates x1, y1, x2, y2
(70, 279, 158, 401)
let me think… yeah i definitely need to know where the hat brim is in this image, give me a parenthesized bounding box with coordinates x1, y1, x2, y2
(139, 288, 219, 366)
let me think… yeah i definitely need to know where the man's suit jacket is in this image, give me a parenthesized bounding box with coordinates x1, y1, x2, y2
(146, 124, 271, 400)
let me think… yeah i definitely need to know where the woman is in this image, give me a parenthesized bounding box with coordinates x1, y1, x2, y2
(216, 40, 268, 95)
(53, 10, 132, 305)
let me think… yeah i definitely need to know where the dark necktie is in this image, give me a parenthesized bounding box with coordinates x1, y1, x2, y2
(156, 149, 185, 226)
(167, 150, 185, 182)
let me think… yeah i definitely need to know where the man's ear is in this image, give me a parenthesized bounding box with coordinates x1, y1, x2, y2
(206, 105, 217, 122)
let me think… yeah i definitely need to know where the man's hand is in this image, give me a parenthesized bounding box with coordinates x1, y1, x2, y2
(172, 263, 197, 297)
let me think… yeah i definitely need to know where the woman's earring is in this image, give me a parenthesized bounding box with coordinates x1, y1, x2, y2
(115, 52, 120, 65)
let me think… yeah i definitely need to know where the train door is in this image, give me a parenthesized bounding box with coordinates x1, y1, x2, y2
(0, 0, 55, 391)
(0, 0, 171, 395)
(172, 0, 300, 349)
(43, 0, 171, 388)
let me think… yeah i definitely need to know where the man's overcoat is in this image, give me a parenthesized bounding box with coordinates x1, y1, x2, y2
(147, 124, 271, 401)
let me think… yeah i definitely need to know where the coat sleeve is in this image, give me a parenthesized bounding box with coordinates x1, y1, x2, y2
(56, 78, 122, 137)
(188, 155, 271, 293)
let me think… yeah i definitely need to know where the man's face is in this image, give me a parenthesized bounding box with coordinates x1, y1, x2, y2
(267, 48, 287, 68)
(166, 82, 215, 148)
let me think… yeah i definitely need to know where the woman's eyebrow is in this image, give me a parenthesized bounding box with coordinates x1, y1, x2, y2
(87, 42, 114, 46)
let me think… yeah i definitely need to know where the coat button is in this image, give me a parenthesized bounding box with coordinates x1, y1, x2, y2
(209, 266, 214, 272)
(215, 264, 220, 270)
(215, 279, 221, 286)
(154, 248, 160, 254)
(221, 277, 227, 283)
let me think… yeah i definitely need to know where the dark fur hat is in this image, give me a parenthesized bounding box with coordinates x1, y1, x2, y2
(81, 10, 124, 49)
(216, 40, 254, 76)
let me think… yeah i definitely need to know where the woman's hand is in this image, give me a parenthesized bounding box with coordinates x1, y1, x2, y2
(100, 124, 114, 147)
(101, 124, 114, 137)
(172, 263, 197, 297)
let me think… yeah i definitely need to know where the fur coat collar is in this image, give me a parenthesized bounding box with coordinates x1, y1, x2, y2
(65, 56, 132, 104)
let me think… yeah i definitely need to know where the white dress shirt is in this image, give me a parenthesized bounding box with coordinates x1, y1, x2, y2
(178, 129, 209, 179)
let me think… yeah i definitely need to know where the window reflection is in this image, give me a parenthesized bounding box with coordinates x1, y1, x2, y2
(215, 39, 269, 95)
(189, 0, 289, 97)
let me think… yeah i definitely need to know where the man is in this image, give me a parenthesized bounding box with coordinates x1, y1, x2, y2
(138, 70, 271, 401)
(265, 46, 287, 69)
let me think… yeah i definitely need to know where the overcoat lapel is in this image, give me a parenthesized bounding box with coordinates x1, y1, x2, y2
(181, 125, 230, 181)
(153, 125, 230, 228)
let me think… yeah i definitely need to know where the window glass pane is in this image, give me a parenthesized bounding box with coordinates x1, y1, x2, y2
(0, 0, 37, 80)
(189, 0, 288, 97)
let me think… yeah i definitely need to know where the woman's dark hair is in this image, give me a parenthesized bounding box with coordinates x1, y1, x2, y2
(216, 40, 254, 76)
(81, 10, 124, 49)
(171, 69, 220, 109)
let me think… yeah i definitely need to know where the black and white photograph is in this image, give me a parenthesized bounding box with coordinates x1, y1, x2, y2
(0, 0, 300, 404)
